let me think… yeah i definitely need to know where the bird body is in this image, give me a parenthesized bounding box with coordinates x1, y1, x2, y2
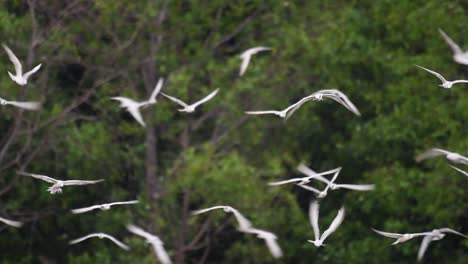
(2, 44, 42, 86)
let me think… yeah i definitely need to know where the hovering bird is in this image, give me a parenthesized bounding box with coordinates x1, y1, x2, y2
(2, 44, 42, 86)
(0, 96, 41, 111)
(111, 78, 164, 127)
(239, 46, 272, 76)
(449, 165, 468, 178)
(240, 227, 283, 258)
(127, 224, 172, 264)
(268, 167, 341, 186)
(161, 88, 219, 113)
(69, 233, 129, 250)
(307, 201, 345, 247)
(191, 205, 252, 230)
(418, 228, 468, 261)
(17, 171, 104, 194)
(371, 228, 431, 245)
(285, 89, 361, 119)
(415, 148, 468, 165)
(71, 200, 139, 214)
(415, 65, 468, 89)
(439, 29, 468, 66)
(0, 216, 22, 228)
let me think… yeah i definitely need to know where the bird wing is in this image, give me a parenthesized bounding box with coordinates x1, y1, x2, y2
(108, 200, 139, 206)
(191, 206, 228, 215)
(451, 80, 468, 85)
(229, 208, 253, 230)
(245, 110, 281, 116)
(417, 235, 433, 261)
(69, 234, 96, 245)
(324, 90, 361, 116)
(111, 96, 137, 107)
(320, 207, 345, 242)
(160, 93, 189, 108)
(16, 171, 58, 183)
(309, 201, 321, 241)
(148, 78, 164, 103)
(243, 46, 272, 56)
(62, 179, 104, 186)
(448, 165, 468, 177)
(102, 234, 130, 250)
(151, 241, 172, 264)
(297, 184, 321, 194)
(438, 29, 463, 54)
(2, 44, 22, 75)
(268, 178, 305, 186)
(284, 95, 316, 119)
(23, 64, 42, 80)
(296, 164, 334, 184)
(239, 55, 251, 76)
(438, 228, 468, 238)
(126, 106, 146, 127)
(0, 216, 23, 227)
(264, 235, 283, 258)
(71, 205, 101, 214)
(334, 184, 375, 191)
(371, 228, 403, 238)
(323, 168, 342, 192)
(5, 101, 42, 111)
(415, 65, 447, 83)
(127, 224, 157, 241)
(190, 88, 219, 108)
(415, 148, 450, 162)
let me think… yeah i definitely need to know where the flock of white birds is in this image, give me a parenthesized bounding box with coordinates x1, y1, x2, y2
(0, 27, 467, 263)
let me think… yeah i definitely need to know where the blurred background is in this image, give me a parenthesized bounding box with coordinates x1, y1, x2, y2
(0, 0, 467, 263)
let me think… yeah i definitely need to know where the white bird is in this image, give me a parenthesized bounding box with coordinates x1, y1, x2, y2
(418, 228, 468, 261)
(111, 78, 164, 127)
(415, 65, 468, 89)
(285, 89, 361, 119)
(2, 44, 42, 86)
(240, 227, 283, 258)
(307, 201, 345, 247)
(439, 29, 468, 66)
(191, 205, 252, 230)
(17, 171, 104, 194)
(371, 228, 431, 245)
(449, 165, 468, 178)
(0, 216, 22, 228)
(268, 166, 341, 186)
(127, 224, 172, 264)
(0, 96, 41, 111)
(69, 233, 130, 250)
(161, 88, 219, 113)
(71, 200, 139, 214)
(239, 46, 272, 76)
(298, 167, 342, 199)
(415, 148, 468, 165)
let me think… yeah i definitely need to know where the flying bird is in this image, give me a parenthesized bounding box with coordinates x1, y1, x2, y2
(240, 227, 283, 258)
(71, 200, 139, 214)
(161, 88, 219, 113)
(371, 228, 431, 245)
(127, 224, 172, 264)
(439, 29, 468, 66)
(2, 44, 42, 86)
(69, 233, 129, 250)
(239, 46, 272, 76)
(0, 96, 41, 111)
(285, 89, 361, 119)
(297, 167, 341, 199)
(415, 148, 468, 165)
(307, 200, 345, 247)
(268, 167, 341, 186)
(17, 171, 104, 194)
(191, 205, 252, 230)
(417, 228, 468, 261)
(448, 165, 468, 178)
(111, 78, 164, 127)
(415, 65, 468, 89)
(0, 216, 22, 228)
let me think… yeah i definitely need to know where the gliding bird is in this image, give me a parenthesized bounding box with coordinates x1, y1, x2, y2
(69, 233, 129, 250)
(415, 148, 468, 165)
(17, 171, 104, 194)
(417, 228, 468, 261)
(239, 46, 272, 76)
(2, 44, 42, 86)
(0, 96, 41, 111)
(439, 29, 468, 66)
(415, 65, 468, 89)
(127, 224, 172, 264)
(161, 88, 219, 113)
(307, 200, 345, 247)
(371, 228, 431, 245)
(71, 200, 139, 214)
